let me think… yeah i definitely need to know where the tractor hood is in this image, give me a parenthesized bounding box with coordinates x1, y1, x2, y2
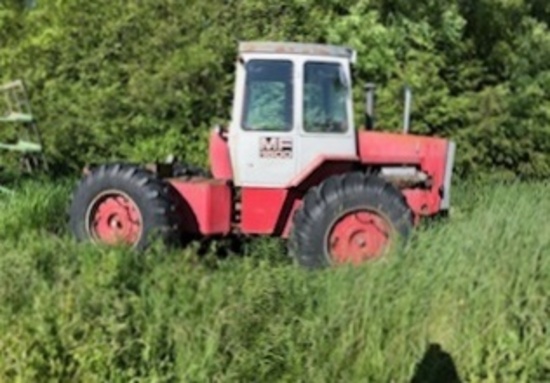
(358, 131, 456, 212)
(358, 131, 450, 164)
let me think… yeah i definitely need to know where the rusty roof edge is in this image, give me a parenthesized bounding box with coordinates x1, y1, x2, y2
(238, 41, 357, 61)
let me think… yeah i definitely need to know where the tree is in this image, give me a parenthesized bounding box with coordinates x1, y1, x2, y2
(0, 0, 548, 179)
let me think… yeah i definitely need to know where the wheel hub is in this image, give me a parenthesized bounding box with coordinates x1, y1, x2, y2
(88, 193, 142, 246)
(328, 210, 393, 265)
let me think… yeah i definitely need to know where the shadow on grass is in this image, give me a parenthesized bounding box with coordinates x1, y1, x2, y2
(193, 235, 292, 269)
(0, 167, 56, 195)
(410, 343, 462, 383)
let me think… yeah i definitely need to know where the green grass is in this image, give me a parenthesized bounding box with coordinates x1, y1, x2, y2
(0, 180, 548, 382)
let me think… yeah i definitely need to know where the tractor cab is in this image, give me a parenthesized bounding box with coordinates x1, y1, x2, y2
(222, 42, 358, 188)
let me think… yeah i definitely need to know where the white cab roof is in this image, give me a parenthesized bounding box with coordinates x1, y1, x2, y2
(238, 41, 356, 63)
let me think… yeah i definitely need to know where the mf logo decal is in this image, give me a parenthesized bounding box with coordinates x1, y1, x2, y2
(259, 137, 293, 159)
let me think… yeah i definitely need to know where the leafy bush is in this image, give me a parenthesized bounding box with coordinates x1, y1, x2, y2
(0, 1, 549, 178)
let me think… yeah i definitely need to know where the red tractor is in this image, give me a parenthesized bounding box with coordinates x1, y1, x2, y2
(69, 42, 456, 268)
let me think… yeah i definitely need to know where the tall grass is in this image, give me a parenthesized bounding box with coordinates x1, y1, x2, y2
(0, 180, 548, 382)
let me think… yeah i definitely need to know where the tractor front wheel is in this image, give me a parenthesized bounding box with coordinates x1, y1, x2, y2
(288, 172, 413, 269)
(69, 163, 179, 250)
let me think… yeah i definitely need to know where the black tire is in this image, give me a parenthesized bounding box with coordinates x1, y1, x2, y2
(68, 163, 179, 251)
(288, 172, 413, 269)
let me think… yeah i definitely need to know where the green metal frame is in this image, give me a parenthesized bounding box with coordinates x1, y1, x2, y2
(1, 79, 48, 194)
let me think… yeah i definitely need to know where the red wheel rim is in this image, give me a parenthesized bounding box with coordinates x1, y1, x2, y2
(86, 191, 143, 246)
(327, 209, 393, 265)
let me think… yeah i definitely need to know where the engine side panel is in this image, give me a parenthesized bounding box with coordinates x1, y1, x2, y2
(168, 178, 232, 236)
(358, 131, 450, 216)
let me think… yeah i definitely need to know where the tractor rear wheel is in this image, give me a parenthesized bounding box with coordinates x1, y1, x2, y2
(69, 163, 179, 250)
(288, 172, 413, 269)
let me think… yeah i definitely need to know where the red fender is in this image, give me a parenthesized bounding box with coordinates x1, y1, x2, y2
(208, 126, 233, 181)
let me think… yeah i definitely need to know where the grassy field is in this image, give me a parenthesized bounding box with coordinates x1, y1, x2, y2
(0, 180, 548, 382)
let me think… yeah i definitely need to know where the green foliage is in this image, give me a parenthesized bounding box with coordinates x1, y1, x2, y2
(0, 181, 549, 381)
(1, 0, 550, 178)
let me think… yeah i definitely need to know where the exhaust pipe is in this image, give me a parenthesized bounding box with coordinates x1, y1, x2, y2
(403, 85, 412, 134)
(364, 83, 376, 131)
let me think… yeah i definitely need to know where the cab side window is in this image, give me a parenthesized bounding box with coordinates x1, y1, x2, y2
(242, 60, 294, 132)
(303, 62, 349, 133)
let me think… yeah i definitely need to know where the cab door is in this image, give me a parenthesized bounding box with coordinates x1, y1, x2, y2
(297, 59, 357, 173)
(229, 58, 299, 187)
